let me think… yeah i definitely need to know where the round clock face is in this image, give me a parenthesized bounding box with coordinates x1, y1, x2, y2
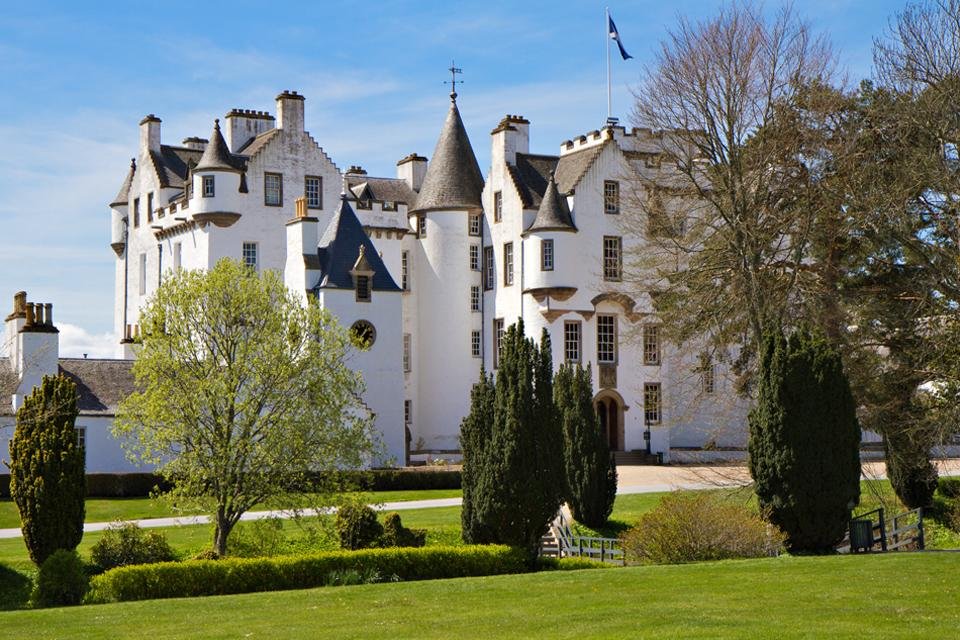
(350, 319, 376, 349)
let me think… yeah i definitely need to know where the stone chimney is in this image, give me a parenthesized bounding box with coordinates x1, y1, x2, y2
(181, 136, 208, 151)
(284, 197, 319, 302)
(139, 114, 162, 154)
(491, 114, 530, 166)
(396, 153, 428, 192)
(224, 109, 276, 152)
(8, 292, 59, 411)
(275, 90, 305, 133)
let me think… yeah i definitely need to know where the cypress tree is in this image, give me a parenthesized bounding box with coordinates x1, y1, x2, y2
(9, 375, 85, 565)
(460, 368, 496, 544)
(460, 320, 564, 562)
(557, 363, 617, 528)
(748, 327, 861, 553)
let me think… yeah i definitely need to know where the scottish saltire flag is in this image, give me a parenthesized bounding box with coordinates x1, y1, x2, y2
(608, 13, 633, 60)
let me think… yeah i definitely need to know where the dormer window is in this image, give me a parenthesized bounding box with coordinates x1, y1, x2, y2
(382, 200, 397, 211)
(202, 175, 215, 197)
(356, 275, 371, 302)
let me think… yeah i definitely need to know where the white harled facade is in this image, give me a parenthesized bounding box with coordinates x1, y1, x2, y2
(95, 87, 752, 470)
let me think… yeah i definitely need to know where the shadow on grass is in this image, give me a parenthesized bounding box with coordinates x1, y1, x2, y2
(0, 564, 32, 610)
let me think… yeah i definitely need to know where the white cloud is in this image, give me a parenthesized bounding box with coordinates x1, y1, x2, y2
(57, 323, 115, 359)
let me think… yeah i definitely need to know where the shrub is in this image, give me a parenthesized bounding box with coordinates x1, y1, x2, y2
(35, 549, 88, 607)
(620, 492, 785, 565)
(227, 518, 287, 558)
(191, 549, 221, 561)
(0, 564, 32, 611)
(89, 522, 176, 572)
(335, 503, 384, 550)
(537, 557, 611, 571)
(380, 512, 426, 548)
(87, 545, 528, 603)
(937, 477, 960, 500)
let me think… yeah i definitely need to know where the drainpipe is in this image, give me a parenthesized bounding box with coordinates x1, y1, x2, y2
(122, 219, 129, 336)
(157, 242, 163, 287)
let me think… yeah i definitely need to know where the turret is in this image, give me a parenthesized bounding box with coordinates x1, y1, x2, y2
(522, 172, 577, 292)
(190, 120, 243, 226)
(109, 158, 135, 257)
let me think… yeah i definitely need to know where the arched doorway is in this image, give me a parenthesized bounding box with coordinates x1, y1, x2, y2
(594, 390, 625, 452)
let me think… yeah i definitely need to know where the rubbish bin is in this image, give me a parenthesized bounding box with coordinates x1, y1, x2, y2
(849, 519, 873, 553)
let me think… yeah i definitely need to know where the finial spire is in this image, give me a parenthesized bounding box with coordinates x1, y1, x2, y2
(444, 60, 463, 101)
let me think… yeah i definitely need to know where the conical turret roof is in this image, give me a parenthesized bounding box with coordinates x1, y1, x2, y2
(410, 95, 484, 213)
(524, 173, 576, 234)
(195, 119, 241, 172)
(110, 158, 137, 207)
(316, 195, 401, 292)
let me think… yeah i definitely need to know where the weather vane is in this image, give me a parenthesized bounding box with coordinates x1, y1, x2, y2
(444, 61, 463, 98)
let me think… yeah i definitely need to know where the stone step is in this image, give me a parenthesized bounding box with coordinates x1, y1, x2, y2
(614, 450, 662, 466)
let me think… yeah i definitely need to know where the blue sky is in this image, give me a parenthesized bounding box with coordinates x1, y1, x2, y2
(0, 0, 906, 356)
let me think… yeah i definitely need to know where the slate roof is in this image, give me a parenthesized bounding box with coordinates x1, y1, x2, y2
(315, 196, 401, 292)
(410, 96, 484, 214)
(110, 158, 137, 207)
(554, 142, 608, 194)
(346, 177, 417, 205)
(195, 119, 243, 172)
(508, 153, 559, 209)
(237, 128, 279, 159)
(58, 358, 135, 417)
(525, 173, 576, 234)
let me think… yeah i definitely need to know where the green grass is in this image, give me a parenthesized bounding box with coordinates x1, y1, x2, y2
(4, 553, 960, 638)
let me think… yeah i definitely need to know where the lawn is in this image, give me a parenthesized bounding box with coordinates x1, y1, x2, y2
(3, 553, 958, 638)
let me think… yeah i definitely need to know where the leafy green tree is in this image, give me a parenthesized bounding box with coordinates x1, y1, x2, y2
(460, 321, 564, 561)
(748, 327, 861, 553)
(9, 375, 85, 566)
(556, 364, 617, 528)
(115, 259, 378, 555)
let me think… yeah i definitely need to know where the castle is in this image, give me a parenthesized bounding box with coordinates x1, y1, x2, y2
(2, 88, 749, 471)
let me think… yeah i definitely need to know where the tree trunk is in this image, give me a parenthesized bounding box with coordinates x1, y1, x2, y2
(213, 509, 233, 556)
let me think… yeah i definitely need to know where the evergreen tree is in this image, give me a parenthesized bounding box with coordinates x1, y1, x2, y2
(557, 363, 617, 528)
(460, 368, 495, 544)
(459, 320, 564, 562)
(9, 375, 85, 565)
(748, 327, 861, 553)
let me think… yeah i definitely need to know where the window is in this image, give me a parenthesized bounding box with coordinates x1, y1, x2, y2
(202, 175, 215, 197)
(483, 247, 494, 290)
(469, 245, 480, 271)
(350, 319, 376, 349)
(469, 213, 481, 236)
(173, 242, 182, 270)
(644, 382, 662, 424)
(702, 359, 716, 394)
(597, 314, 616, 363)
(564, 321, 581, 363)
(242, 242, 258, 271)
(471, 286, 480, 312)
(403, 334, 411, 372)
(401, 251, 410, 291)
(305, 176, 322, 209)
(541, 239, 554, 271)
(147, 192, 154, 223)
(603, 236, 622, 281)
(357, 197, 372, 210)
(404, 400, 412, 425)
(382, 200, 396, 211)
(503, 242, 514, 286)
(471, 330, 481, 358)
(493, 319, 505, 368)
(604, 180, 620, 214)
(417, 214, 426, 238)
(133, 197, 140, 228)
(264, 173, 283, 206)
(355, 275, 371, 302)
(75, 427, 86, 461)
(138, 253, 147, 295)
(493, 191, 503, 222)
(643, 325, 661, 366)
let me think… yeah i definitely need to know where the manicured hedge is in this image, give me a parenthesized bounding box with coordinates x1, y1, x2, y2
(0, 469, 460, 498)
(87, 545, 525, 603)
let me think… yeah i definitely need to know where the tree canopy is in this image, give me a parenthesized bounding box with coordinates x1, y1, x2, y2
(115, 259, 378, 555)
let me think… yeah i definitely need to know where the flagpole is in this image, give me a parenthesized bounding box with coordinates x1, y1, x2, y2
(606, 6, 612, 120)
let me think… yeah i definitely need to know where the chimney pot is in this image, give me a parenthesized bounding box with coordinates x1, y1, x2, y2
(24, 303, 35, 327)
(44, 303, 53, 327)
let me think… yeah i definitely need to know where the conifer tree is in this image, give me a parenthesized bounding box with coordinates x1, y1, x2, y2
(459, 321, 563, 561)
(460, 368, 495, 544)
(9, 375, 85, 565)
(556, 363, 617, 528)
(748, 327, 861, 553)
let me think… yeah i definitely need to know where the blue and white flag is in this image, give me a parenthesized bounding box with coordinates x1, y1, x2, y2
(608, 13, 633, 60)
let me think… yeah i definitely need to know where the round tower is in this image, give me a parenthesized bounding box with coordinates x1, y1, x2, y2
(407, 91, 485, 452)
(190, 119, 243, 225)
